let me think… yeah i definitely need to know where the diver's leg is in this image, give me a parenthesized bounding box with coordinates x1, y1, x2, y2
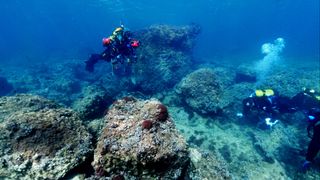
(111, 58, 119, 76)
(85, 54, 102, 72)
(306, 139, 320, 162)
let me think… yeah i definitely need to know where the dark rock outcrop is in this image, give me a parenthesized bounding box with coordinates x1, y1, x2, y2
(0, 94, 92, 179)
(132, 24, 201, 93)
(73, 85, 113, 120)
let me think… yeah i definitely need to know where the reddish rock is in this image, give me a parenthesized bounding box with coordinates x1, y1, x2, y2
(156, 104, 169, 121)
(92, 98, 189, 179)
(141, 120, 153, 129)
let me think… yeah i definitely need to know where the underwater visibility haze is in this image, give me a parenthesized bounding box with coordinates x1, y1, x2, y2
(0, 0, 319, 179)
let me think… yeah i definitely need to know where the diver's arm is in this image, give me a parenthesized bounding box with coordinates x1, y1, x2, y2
(307, 123, 313, 139)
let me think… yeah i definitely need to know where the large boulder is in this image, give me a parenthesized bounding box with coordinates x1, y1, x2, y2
(92, 97, 189, 179)
(175, 68, 235, 114)
(0, 94, 92, 179)
(72, 85, 114, 120)
(132, 24, 201, 93)
(137, 24, 201, 52)
(0, 94, 60, 121)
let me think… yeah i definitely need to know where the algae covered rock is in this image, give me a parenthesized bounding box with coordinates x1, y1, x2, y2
(92, 97, 189, 179)
(0, 94, 92, 179)
(261, 67, 320, 97)
(132, 24, 201, 93)
(176, 68, 235, 114)
(0, 94, 60, 121)
(187, 148, 231, 180)
(73, 85, 113, 120)
(137, 24, 201, 52)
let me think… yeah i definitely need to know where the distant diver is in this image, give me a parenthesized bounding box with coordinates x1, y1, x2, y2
(291, 88, 320, 112)
(239, 87, 320, 170)
(290, 88, 320, 171)
(302, 107, 320, 171)
(238, 89, 296, 128)
(85, 25, 140, 74)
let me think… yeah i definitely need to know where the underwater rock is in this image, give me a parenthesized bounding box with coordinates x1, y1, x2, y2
(132, 24, 200, 93)
(188, 135, 206, 147)
(187, 148, 231, 180)
(0, 94, 60, 121)
(261, 67, 320, 97)
(0, 24, 201, 103)
(0, 94, 92, 179)
(236, 62, 319, 97)
(175, 68, 235, 114)
(72, 85, 113, 120)
(235, 65, 257, 83)
(137, 24, 201, 52)
(0, 76, 13, 96)
(2, 62, 83, 106)
(92, 97, 189, 179)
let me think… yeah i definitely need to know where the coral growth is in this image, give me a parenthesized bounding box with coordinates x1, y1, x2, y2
(72, 85, 113, 120)
(92, 98, 189, 179)
(121, 96, 136, 102)
(132, 24, 200, 93)
(175, 68, 235, 114)
(0, 94, 92, 179)
(187, 148, 231, 179)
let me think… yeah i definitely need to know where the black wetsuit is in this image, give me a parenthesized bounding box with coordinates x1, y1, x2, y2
(306, 109, 320, 162)
(85, 29, 136, 72)
(242, 94, 295, 119)
(289, 90, 320, 162)
(291, 91, 320, 112)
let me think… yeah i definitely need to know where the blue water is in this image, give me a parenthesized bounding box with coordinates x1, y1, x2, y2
(0, 1, 319, 179)
(0, 0, 318, 65)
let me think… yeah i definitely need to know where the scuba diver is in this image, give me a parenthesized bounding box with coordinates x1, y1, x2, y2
(85, 25, 140, 74)
(291, 88, 320, 112)
(302, 107, 320, 170)
(238, 89, 296, 128)
(289, 88, 320, 170)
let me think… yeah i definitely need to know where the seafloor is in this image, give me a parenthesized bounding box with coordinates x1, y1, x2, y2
(0, 24, 319, 179)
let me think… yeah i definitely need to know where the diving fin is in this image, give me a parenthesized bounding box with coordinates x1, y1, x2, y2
(85, 54, 102, 72)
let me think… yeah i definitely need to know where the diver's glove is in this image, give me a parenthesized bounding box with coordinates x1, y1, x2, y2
(236, 112, 243, 118)
(265, 117, 279, 127)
